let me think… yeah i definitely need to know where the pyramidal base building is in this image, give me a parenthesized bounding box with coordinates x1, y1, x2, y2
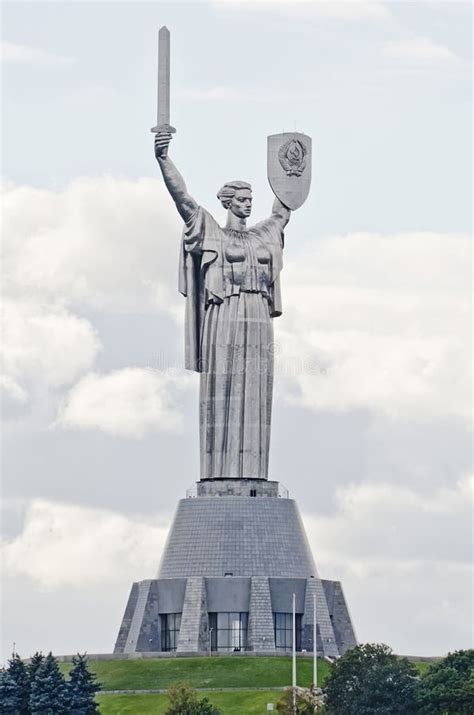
(114, 477, 357, 657)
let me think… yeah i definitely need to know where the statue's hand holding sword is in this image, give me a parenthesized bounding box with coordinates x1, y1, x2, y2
(154, 131, 173, 161)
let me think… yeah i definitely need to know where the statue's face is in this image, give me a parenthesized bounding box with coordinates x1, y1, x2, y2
(229, 189, 252, 218)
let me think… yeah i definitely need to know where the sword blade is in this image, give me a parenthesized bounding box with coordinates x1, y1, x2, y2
(157, 26, 170, 127)
(151, 26, 175, 136)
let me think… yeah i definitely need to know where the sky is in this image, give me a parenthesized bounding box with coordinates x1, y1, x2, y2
(1, 0, 472, 662)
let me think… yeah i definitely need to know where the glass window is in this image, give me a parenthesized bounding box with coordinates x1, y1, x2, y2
(160, 613, 181, 652)
(217, 612, 229, 629)
(208, 612, 248, 652)
(273, 612, 302, 651)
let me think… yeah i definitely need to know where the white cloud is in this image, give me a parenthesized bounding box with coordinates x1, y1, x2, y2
(0, 375, 28, 405)
(0, 375, 29, 419)
(57, 367, 192, 437)
(1, 41, 72, 66)
(2, 177, 184, 417)
(2, 500, 168, 588)
(213, 0, 392, 22)
(277, 232, 471, 423)
(303, 475, 473, 654)
(2, 299, 101, 396)
(305, 475, 472, 566)
(384, 36, 458, 65)
(2, 177, 181, 315)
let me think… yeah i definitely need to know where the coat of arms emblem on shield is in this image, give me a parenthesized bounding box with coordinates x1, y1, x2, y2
(278, 138, 307, 177)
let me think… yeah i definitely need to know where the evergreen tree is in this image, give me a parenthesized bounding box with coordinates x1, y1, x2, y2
(66, 654, 101, 714)
(26, 655, 43, 686)
(29, 652, 69, 715)
(7, 654, 30, 714)
(0, 669, 22, 714)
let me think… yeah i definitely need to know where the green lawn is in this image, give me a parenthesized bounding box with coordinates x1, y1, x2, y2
(61, 656, 331, 691)
(62, 655, 432, 694)
(93, 659, 441, 714)
(410, 660, 432, 675)
(97, 690, 282, 714)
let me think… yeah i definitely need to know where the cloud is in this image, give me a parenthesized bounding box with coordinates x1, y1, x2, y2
(2, 500, 168, 588)
(0, 375, 30, 420)
(305, 475, 472, 566)
(278, 232, 471, 423)
(2, 177, 183, 415)
(57, 367, 192, 437)
(0, 375, 28, 405)
(1, 41, 72, 66)
(384, 36, 458, 65)
(213, 0, 392, 23)
(2, 177, 181, 315)
(2, 299, 101, 399)
(303, 475, 473, 654)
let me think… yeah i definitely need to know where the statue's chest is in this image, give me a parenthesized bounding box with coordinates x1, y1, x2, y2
(223, 231, 271, 292)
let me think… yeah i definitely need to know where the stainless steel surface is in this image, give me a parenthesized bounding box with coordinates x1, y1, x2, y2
(151, 26, 176, 151)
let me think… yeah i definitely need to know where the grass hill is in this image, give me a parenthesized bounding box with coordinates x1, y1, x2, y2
(60, 655, 430, 714)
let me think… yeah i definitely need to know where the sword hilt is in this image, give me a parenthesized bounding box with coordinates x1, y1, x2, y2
(151, 124, 176, 158)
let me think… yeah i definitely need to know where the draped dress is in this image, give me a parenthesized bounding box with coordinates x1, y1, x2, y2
(179, 206, 286, 480)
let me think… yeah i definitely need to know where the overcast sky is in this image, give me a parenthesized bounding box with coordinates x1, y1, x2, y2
(1, 0, 472, 662)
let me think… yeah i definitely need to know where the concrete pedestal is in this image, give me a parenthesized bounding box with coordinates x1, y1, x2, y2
(114, 480, 356, 657)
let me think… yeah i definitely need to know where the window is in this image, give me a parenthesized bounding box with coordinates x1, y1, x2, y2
(250, 489, 257, 497)
(274, 612, 302, 651)
(209, 612, 248, 652)
(161, 613, 181, 652)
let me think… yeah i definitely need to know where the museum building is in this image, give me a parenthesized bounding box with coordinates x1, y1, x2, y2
(114, 478, 357, 657)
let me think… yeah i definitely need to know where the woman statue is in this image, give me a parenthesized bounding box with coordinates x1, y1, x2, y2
(155, 131, 291, 481)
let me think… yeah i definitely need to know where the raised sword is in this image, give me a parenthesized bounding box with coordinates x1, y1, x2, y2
(151, 26, 176, 157)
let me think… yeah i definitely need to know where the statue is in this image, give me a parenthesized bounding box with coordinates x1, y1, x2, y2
(153, 28, 311, 481)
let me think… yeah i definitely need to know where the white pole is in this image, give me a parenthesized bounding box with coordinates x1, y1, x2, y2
(313, 592, 317, 689)
(292, 592, 296, 714)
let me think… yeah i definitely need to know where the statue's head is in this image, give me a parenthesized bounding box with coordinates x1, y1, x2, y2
(217, 181, 252, 218)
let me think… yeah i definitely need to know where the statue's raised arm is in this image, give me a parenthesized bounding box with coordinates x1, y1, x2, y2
(271, 196, 291, 228)
(154, 131, 198, 223)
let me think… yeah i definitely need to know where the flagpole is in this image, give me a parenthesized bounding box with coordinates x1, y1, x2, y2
(292, 592, 296, 714)
(313, 592, 317, 689)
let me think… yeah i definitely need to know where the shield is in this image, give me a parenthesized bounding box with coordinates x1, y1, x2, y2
(267, 132, 312, 210)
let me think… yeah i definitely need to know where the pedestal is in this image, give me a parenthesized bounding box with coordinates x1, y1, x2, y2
(114, 479, 356, 657)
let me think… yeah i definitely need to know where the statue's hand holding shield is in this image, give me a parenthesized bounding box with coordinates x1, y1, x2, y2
(267, 132, 312, 210)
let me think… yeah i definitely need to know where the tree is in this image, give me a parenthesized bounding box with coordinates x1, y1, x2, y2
(26, 654, 44, 685)
(29, 652, 69, 715)
(165, 683, 221, 715)
(323, 643, 418, 715)
(7, 654, 30, 714)
(0, 669, 22, 714)
(416, 649, 474, 714)
(66, 654, 101, 714)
